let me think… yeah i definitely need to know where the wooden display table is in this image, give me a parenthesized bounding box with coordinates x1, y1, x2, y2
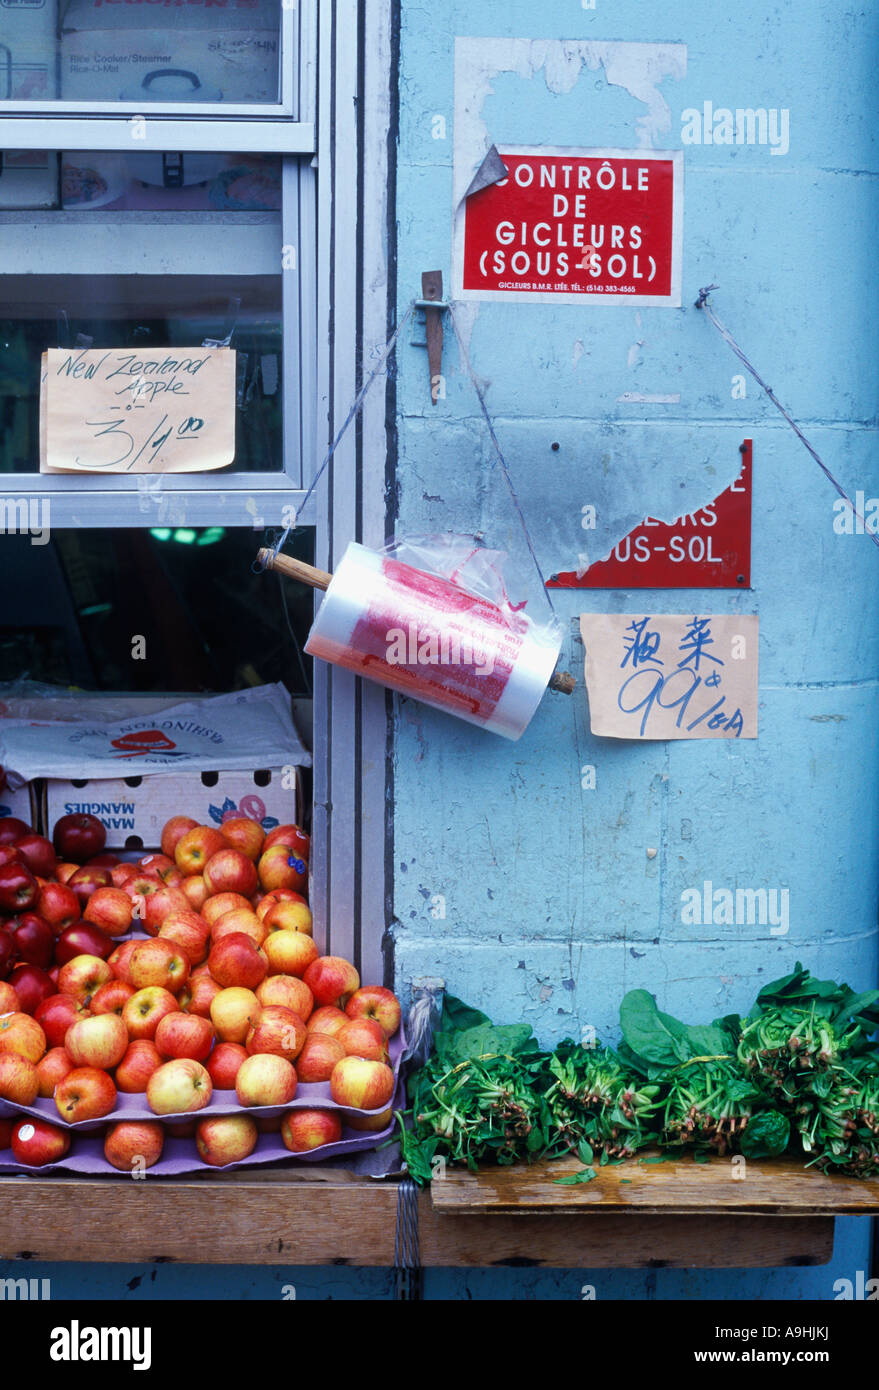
(1, 1154, 877, 1267)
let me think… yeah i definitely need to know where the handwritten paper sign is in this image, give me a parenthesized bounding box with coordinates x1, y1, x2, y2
(40, 347, 236, 474)
(579, 613, 759, 740)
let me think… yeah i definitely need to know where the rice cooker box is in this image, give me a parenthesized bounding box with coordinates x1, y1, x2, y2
(59, 0, 281, 104)
(0, 0, 57, 101)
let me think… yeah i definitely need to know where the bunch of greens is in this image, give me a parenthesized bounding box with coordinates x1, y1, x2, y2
(542, 1041, 661, 1161)
(398, 965, 879, 1184)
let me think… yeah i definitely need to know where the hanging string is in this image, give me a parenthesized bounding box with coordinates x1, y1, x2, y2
(447, 303, 557, 614)
(696, 286, 879, 548)
(253, 301, 416, 571)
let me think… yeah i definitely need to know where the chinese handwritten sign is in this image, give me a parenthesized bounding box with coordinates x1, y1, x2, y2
(579, 613, 759, 740)
(40, 347, 235, 474)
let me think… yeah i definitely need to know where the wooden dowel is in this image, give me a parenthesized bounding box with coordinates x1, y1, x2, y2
(257, 549, 333, 591)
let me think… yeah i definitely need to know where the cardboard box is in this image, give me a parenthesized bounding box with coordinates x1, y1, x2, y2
(0, 0, 57, 100)
(59, 0, 281, 103)
(41, 765, 303, 851)
(0, 779, 39, 826)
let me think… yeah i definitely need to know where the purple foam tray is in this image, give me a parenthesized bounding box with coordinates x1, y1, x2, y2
(0, 1028, 406, 1176)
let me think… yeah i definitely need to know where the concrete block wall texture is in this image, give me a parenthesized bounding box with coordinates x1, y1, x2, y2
(390, 0, 879, 1297)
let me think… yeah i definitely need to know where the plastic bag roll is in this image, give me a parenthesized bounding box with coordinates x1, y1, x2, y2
(304, 542, 562, 740)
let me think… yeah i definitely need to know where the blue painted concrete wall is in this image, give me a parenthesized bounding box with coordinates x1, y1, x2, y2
(389, 0, 879, 1296)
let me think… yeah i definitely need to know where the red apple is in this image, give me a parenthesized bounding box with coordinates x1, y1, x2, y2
(206, 1041, 248, 1090)
(85, 852, 120, 869)
(0, 817, 31, 845)
(0, 1051, 39, 1104)
(35, 993, 90, 1048)
(255, 888, 308, 920)
(68, 865, 111, 908)
(346, 1106, 394, 1132)
(55, 1065, 117, 1122)
(264, 824, 310, 861)
(306, 1005, 349, 1038)
(83, 886, 133, 938)
(303, 956, 360, 1008)
(245, 1004, 306, 1062)
(235, 1053, 297, 1107)
(36, 881, 80, 934)
(329, 1056, 394, 1110)
(211, 908, 267, 949)
(202, 892, 252, 927)
(154, 1011, 214, 1062)
(36, 1046, 74, 1097)
(0, 1010, 46, 1063)
(195, 1113, 258, 1166)
(160, 816, 199, 860)
(146, 1058, 212, 1115)
(337, 1016, 389, 1063)
(295, 1031, 346, 1083)
(0, 980, 19, 1013)
(54, 862, 80, 884)
(208, 933, 267, 991)
(174, 826, 227, 876)
(7, 963, 54, 1014)
(203, 847, 258, 900)
(0, 861, 38, 912)
(262, 900, 313, 937)
(209, 987, 260, 1044)
(10, 912, 53, 968)
(0, 1118, 11, 1147)
(0, 845, 22, 869)
(185, 972, 222, 1019)
(107, 939, 139, 983)
(110, 863, 139, 889)
(104, 1120, 164, 1172)
(0, 927, 15, 980)
(181, 875, 209, 911)
(65, 1012, 128, 1069)
(13, 833, 57, 879)
(263, 930, 319, 979)
(344, 986, 401, 1037)
(128, 939, 190, 995)
(122, 986, 179, 1041)
(57, 954, 112, 1007)
(115, 1039, 163, 1093)
(281, 1108, 342, 1153)
(219, 817, 265, 862)
(52, 812, 106, 863)
(55, 921, 115, 965)
(257, 843, 308, 894)
(89, 979, 135, 1017)
(142, 884, 192, 934)
(11, 1117, 70, 1166)
(138, 853, 184, 887)
(256, 974, 313, 1019)
(158, 910, 210, 966)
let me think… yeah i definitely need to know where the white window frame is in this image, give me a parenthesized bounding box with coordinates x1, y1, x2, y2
(0, 0, 317, 527)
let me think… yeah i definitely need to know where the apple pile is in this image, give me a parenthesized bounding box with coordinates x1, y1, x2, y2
(0, 812, 402, 1172)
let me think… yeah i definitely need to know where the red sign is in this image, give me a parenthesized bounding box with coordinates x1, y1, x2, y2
(548, 442, 752, 589)
(459, 147, 682, 306)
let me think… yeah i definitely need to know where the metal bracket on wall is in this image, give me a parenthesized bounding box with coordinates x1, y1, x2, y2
(411, 271, 449, 405)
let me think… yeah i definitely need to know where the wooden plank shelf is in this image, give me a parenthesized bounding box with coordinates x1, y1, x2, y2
(430, 1151, 879, 1217)
(0, 1153, 874, 1267)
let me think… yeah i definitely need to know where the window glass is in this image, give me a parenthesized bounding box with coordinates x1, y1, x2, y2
(0, 151, 285, 474)
(1, 0, 284, 106)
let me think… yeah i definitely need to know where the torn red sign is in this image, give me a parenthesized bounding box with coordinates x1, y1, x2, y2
(548, 440, 752, 589)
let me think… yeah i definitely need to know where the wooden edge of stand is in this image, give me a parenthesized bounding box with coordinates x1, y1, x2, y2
(0, 1165, 850, 1268)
